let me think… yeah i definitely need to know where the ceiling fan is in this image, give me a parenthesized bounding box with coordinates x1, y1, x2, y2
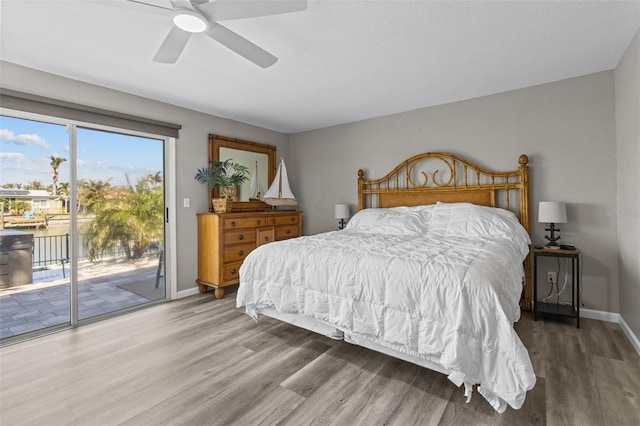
(129, 0, 308, 68)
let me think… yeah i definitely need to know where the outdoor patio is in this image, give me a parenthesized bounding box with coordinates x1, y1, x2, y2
(0, 257, 165, 339)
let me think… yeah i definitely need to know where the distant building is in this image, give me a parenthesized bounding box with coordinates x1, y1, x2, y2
(0, 189, 67, 214)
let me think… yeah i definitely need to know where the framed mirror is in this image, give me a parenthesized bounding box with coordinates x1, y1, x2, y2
(209, 134, 276, 211)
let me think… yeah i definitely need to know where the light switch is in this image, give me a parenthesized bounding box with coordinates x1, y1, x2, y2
(183, 198, 190, 208)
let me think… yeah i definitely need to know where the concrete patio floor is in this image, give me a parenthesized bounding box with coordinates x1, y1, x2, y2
(0, 257, 165, 339)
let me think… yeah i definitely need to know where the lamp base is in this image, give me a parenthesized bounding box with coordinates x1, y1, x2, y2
(544, 223, 561, 247)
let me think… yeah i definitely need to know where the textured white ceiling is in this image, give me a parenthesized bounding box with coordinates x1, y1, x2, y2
(1, 0, 639, 133)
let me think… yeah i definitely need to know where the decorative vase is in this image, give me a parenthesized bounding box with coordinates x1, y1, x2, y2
(212, 198, 233, 213)
(222, 185, 238, 201)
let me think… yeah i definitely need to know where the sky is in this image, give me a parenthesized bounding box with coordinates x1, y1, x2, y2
(0, 115, 164, 189)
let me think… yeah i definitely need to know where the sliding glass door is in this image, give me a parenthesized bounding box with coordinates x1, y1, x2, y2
(0, 113, 169, 341)
(75, 127, 166, 320)
(0, 116, 71, 338)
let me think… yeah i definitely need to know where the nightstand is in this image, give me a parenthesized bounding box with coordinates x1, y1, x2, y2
(532, 246, 581, 328)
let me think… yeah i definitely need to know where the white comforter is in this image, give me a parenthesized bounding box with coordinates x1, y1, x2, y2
(237, 203, 536, 412)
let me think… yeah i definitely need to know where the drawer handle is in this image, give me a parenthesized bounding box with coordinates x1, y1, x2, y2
(291, 218, 295, 222)
(239, 234, 244, 240)
(256, 220, 261, 225)
(231, 221, 236, 227)
(231, 268, 237, 274)
(239, 250, 244, 256)
(264, 236, 270, 241)
(286, 229, 291, 235)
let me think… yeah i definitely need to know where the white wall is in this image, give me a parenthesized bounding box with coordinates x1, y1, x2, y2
(614, 30, 640, 338)
(289, 71, 619, 313)
(0, 61, 289, 293)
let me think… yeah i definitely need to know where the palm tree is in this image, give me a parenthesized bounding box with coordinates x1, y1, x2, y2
(58, 181, 70, 212)
(50, 155, 67, 195)
(147, 171, 163, 188)
(83, 176, 163, 261)
(77, 179, 112, 213)
(2, 183, 23, 189)
(25, 180, 45, 190)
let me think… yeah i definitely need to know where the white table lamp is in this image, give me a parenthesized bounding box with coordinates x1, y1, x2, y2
(334, 204, 350, 230)
(538, 201, 567, 247)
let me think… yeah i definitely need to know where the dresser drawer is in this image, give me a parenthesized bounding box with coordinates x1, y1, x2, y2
(223, 217, 268, 230)
(223, 243, 255, 263)
(224, 229, 257, 245)
(223, 262, 242, 282)
(268, 215, 300, 226)
(275, 225, 299, 240)
(257, 227, 275, 246)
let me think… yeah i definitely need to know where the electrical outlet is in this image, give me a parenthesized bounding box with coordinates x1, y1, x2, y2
(547, 271, 557, 283)
(183, 198, 190, 208)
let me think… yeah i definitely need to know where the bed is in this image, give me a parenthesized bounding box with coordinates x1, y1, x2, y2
(236, 152, 536, 412)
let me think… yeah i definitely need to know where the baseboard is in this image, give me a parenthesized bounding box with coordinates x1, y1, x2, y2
(175, 286, 201, 299)
(619, 316, 640, 356)
(580, 308, 620, 323)
(580, 308, 640, 356)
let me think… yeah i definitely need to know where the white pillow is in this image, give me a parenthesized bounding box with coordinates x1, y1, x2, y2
(430, 202, 531, 248)
(345, 205, 434, 236)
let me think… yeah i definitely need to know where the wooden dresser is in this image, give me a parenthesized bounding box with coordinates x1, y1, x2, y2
(197, 210, 302, 298)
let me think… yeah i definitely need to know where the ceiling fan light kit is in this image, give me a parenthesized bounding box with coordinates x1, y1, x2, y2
(173, 10, 207, 33)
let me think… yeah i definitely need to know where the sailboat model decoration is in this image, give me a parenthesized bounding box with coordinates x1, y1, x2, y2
(262, 158, 297, 206)
(248, 161, 263, 201)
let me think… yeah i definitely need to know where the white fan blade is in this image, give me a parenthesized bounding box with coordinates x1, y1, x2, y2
(153, 25, 192, 63)
(205, 23, 277, 68)
(170, 0, 196, 11)
(100, 0, 172, 16)
(197, 0, 307, 21)
(129, 0, 173, 11)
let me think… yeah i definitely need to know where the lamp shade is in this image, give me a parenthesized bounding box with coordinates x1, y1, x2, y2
(538, 201, 567, 223)
(334, 204, 350, 219)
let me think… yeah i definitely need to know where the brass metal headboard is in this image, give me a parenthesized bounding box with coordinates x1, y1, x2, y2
(357, 152, 531, 310)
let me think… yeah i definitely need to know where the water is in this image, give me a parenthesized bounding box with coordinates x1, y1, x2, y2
(11, 218, 91, 267)
(29, 217, 90, 237)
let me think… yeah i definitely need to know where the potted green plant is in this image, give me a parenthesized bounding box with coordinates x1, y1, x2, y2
(194, 159, 249, 213)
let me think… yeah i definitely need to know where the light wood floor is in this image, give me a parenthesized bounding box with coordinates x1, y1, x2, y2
(1, 289, 639, 425)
